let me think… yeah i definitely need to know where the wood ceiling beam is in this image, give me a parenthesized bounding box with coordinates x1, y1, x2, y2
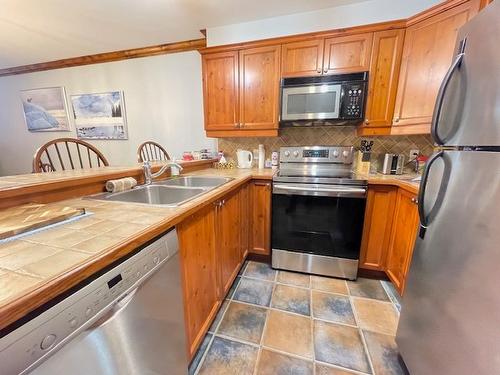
(0, 38, 207, 77)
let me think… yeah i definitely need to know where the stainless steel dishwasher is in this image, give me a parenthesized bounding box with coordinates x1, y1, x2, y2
(0, 228, 188, 375)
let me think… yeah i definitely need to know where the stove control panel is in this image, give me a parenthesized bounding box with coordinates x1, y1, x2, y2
(279, 146, 354, 164)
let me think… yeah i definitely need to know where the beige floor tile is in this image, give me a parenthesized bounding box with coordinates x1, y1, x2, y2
(313, 320, 371, 373)
(0, 271, 42, 304)
(262, 309, 313, 359)
(71, 235, 122, 254)
(347, 278, 390, 301)
(217, 301, 267, 344)
(311, 275, 348, 295)
(20, 250, 91, 278)
(243, 261, 276, 281)
(363, 330, 406, 374)
(0, 244, 62, 271)
(315, 364, 358, 375)
(352, 298, 399, 336)
(256, 349, 313, 375)
(277, 271, 310, 288)
(312, 290, 356, 326)
(271, 284, 310, 316)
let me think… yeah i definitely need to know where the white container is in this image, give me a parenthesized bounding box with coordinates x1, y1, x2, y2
(258, 144, 265, 169)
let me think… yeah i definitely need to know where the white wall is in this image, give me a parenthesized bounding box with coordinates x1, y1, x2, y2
(207, 0, 441, 46)
(0, 51, 216, 176)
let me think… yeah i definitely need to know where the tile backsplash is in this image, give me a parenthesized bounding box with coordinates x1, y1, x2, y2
(218, 126, 434, 167)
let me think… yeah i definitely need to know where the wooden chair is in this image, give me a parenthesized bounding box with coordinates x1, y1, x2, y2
(33, 138, 109, 173)
(137, 141, 170, 162)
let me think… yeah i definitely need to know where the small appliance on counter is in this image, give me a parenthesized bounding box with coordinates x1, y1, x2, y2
(378, 153, 405, 175)
(236, 149, 253, 168)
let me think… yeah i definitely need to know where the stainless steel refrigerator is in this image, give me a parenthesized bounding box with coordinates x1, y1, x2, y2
(396, 2, 500, 374)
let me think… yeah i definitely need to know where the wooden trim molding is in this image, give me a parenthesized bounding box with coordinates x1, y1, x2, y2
(0, 38, 207, 77)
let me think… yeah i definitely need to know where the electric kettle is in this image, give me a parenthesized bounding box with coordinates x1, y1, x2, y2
(236, 149, 253, 168)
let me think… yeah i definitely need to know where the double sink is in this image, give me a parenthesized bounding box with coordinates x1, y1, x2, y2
(89, 176, 234, 207)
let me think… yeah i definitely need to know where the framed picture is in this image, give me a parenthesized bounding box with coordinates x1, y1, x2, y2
(20, 87, 71, 132)
(70, 91, 128, 140)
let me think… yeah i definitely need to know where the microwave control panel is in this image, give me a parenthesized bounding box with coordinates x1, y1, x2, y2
(340, 82, 366, 120)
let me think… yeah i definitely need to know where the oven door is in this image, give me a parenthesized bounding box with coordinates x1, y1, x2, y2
(272, 183, 366, 260)
(281, 84, 341, 121)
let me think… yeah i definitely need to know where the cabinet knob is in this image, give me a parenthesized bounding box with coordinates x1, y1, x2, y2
(316, 68, 322, 74)
(394, 117, 400, 123)
(364, 119, 369, 125)
(411, 197, 418, 204)
(323, 69, 328, 74)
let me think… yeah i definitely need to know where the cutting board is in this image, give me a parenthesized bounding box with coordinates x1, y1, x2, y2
(0, 203, 86, 240)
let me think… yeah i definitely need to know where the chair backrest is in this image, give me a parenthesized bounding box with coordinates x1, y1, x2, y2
(33, 138, 109, 173)
(137, 141, 170, 162)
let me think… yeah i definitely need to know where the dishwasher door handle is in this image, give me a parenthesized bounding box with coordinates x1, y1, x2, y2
(89, 288, 139, 329)
(273, 184, 367, 198)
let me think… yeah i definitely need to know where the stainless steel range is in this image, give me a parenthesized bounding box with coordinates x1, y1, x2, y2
(271, 146, 367, 280)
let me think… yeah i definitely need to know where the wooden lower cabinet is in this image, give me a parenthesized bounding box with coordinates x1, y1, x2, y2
(178, 185, 247, 359)
(217, 189, 243, 296)
(359, 185, 398, 271)
(249, 180, 272, 255)
(385, 188, 419, 295)
(360, 185, 419, 295)
(240, 183, 250, 258)
(177, 204, 220, 358)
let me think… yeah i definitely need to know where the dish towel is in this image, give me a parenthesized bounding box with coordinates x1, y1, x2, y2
(105, 177, 138, 193)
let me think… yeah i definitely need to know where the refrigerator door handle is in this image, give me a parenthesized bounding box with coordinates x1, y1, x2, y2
(418, 150, 444, 232)
(431, 50, 465, 145)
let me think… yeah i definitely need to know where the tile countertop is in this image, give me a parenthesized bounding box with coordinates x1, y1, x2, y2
(0, 166, 417, 331)
(0, 167, 275, 330)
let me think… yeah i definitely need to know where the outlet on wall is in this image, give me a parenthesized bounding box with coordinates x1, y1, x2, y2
(409, 149, 420, 161)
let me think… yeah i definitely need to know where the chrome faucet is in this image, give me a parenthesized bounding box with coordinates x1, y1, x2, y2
(143, 160, 183, 185)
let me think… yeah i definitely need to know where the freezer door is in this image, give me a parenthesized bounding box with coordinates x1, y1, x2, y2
(432, 1, 500, 147)
(396, 150, 500, 374)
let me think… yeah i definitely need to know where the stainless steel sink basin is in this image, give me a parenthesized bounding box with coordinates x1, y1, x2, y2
(157, 176, 234, 188)
(90, 185, 206, 206)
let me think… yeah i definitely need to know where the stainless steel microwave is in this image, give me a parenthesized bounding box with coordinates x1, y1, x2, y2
(280, 72, 368, 123)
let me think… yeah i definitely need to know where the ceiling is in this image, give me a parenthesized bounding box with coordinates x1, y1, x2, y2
(0, 0, 368, 69)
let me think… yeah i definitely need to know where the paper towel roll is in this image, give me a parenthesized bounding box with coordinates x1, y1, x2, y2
(258, 144, 265, 169)
(105, 177, 138, 193)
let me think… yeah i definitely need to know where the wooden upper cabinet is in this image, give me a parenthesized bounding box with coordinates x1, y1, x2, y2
(362, 29, 405, 129)
(239, 45, 281, 130)
(281, 39, 324, 77)
(385, 189, 419, 295)
(359, 185, 398, 271)
(323, 33, 373, 75)
(392, 0, 479, 133)
(202, 51, 239, 131)
(249, 180, 272, 255)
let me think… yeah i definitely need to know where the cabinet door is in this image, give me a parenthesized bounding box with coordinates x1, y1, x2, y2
(240, 183, 250, 259)
(239, 45, 281, 130)
(385, 189, 419, 295)
(359, 185, 398, 271)
(281, 39, 324, 77)
(177, 205, 220, 358)
(249, 180, 272, 255)
(362, 29, 405, 128)
(202, 51, 239, 131)
(218, 189, 243, 295)
(392, 0, 479, 132)
(323, 33, 373, 75)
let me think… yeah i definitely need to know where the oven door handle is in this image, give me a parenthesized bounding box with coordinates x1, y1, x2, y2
(273, 184, 367, 198)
